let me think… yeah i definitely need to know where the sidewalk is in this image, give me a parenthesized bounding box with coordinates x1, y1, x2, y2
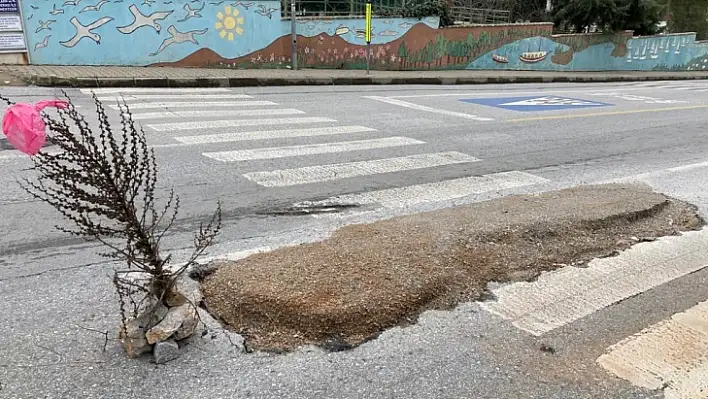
(2, 65, 708, 87)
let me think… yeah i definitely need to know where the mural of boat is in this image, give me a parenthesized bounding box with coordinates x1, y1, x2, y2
(492, 53, 508, 63)
(519, 51, 547, 63)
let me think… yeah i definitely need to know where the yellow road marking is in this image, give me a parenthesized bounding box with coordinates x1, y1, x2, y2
(506, 104, 708, 123)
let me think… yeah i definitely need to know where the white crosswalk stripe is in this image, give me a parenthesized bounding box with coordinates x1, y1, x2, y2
(129, 108, 305, 120)
(243, 152, 479, 187)
(174, 126, 377, 144)
(299, 171, 548, 209)
(479, 229, 708, 336)
(97, 94, 252, 101)
(148, 116, 336, 132)
(110, 101, 277, 110)
(598, 299, 708, 397)
(204, 137, 424, 161)
(81, 88, 232, 94)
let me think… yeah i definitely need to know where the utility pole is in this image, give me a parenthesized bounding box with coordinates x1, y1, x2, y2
(291, 0, 297, 70)
(365, 0, 371, 75)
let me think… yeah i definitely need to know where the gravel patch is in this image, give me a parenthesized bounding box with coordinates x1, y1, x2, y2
(202, 184, 703, 351)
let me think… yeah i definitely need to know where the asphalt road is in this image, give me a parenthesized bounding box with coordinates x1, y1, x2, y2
(1, 81, 708, 398)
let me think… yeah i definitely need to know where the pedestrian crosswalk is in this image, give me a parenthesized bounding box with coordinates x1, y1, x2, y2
(479, 227, 708, 398)
(80, 87, 551, 218)
(78, 87, 708, 396)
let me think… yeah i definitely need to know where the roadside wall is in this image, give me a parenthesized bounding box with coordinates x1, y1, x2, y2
(18, 0, 708, 72)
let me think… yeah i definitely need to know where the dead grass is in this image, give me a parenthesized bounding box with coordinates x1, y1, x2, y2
(202, 184, 703, 352)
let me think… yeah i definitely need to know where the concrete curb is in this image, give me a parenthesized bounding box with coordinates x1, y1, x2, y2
(22, 73, 708, 87)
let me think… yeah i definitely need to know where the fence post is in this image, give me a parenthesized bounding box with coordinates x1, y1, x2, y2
(291, 0, 297, 70)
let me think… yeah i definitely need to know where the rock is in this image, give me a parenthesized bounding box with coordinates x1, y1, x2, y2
(173, 303, 199, 341)
(165, 275, 203, 307)
(146, 307, 183, 344)
(119, 300, 168, 358)
(153, 339, 180, 364)
(188, 261, 220, 281)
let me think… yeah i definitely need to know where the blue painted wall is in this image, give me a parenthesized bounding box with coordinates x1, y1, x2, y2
(21, 0, 434, 66)
(466, 33, 708, 71)
(18, 1, 708, 71)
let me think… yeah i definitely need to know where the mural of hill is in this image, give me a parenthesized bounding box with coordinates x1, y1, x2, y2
(151, 22, 553, 70)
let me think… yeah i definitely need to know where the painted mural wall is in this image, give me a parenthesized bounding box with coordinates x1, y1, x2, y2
(18, 0, 708, 72)
(468, 32, 708, 71)
(20, 0, 436, 67)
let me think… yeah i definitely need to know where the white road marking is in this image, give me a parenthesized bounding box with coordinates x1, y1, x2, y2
(479, 229, 708, 336)
(81, 88, 232, 94)
(667, 160, 708, 173)
(302, 171, 548, 209)
(174, 125, 376, 144)
(600, 158, 708, 184)
(597, 300, 708, 397)
(148, 117, 336, 132)
(204, 137, 423, 161)
(366, 95, 494, 121)
(109, 101, 276, 110)
(385, 86, 693, 98)
(129, 108, 305, 120)
(244, 151, 479, 187)
(97, 94, 252, 101)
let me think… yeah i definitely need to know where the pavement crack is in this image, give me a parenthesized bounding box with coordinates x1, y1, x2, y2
(0, 260, 108, 282)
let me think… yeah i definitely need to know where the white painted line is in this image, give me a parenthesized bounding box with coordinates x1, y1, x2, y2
(386, 86, 678, 99)
(204, 137, 423, 161)
(366, 96, 494, 121)
(599, 159, 708, 184)
(597, 300, 708, 397)
(81, 88, 232, 94)
(175, 125, 376, 144)
(148, 116, 336, 132)
(303, 171, 548, 209)
(109, 101, 276, 110)
(667, 160, 708, 173)
(130, 108, 305, 120)
(479, 229, 708, 336)
(244, 151, 479, 187)
(97, 94, 252, 101)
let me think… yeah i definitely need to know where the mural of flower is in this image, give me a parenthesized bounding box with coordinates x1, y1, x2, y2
(215, 6, 244, 41)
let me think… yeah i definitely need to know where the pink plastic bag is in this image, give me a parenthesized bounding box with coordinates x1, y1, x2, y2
(2, 100, 69, 155)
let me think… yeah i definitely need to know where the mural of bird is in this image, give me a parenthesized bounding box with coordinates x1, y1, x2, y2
(34, 35, 51, 51)
(49, 5, 65, 15)
(117, 5, 172, 34)
(80, 0, 109, 13)
(62, 0, 83, 6)
(35, 20, 57, 33)
(232, 1, 254, 9)
(255, 4, 277, 19)
(60, 16, 114, 47)
(150, 25, 208, 56)
(177, 2, 204, 22)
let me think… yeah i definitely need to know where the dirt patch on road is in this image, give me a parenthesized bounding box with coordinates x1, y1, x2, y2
(202, 184, 703, 352)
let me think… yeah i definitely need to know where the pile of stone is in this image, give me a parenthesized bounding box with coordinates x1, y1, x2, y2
(118, 273, 203, 364)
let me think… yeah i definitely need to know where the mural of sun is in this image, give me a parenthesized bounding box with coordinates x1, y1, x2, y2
(215, 6, 244, 41)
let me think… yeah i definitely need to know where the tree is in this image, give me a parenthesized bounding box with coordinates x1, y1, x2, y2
(512, 0, 549, 22)
(615, 0, 667, 35)
(398, 42, 409, 68)
(667, 0, 708, 40)
(551, 0, 665, 34)
(0, 93, 221, 357)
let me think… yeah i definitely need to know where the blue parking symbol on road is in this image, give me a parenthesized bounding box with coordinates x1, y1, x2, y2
(461, 96, 612, 112)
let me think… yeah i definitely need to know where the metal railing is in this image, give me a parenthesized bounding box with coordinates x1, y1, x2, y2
(449, 5, 510, 24)
(281, 0, 405, 18)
